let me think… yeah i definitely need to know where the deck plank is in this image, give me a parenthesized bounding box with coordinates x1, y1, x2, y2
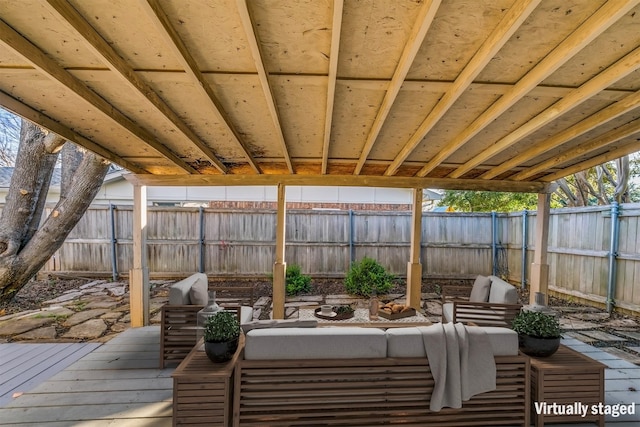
(0, 343, 99, 407)
(0, 326, 172, 425)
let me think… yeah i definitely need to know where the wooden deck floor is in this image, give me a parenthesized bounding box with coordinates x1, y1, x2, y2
(0, 327, 172, 426)
(0, 342, 101, 407)
(0, 328, 639, 426)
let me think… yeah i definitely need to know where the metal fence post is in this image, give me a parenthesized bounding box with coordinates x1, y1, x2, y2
(349, 209, 355, 266)
(606, 202, 620, 313)
(491, 211, 498, 276)
(521, 209, 528, 289)
(199, 206, 205, 274)
(109, 203, 119, 282)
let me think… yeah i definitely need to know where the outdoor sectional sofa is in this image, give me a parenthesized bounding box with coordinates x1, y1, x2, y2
(160, 273, 254, 368)
(232, 325, 530, 426)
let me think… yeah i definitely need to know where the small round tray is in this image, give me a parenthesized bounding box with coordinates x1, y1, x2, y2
(314, 307, 355, 321)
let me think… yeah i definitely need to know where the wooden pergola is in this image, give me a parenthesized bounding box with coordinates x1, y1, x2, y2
(1, 1, 639, 325)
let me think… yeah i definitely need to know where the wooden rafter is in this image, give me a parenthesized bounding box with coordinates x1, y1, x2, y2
(354, 0, 442, 175)
(141, 0, 262, 174)
(415, 0, 638, 178)
(45, 0, 227, 174)
(514, 118, 640, 181)
(236, 0, 294, 174)
(452, 44, 640, 178)
(125, 173, 552, 193)
(0, 90, 148, 174)
(384, 0, 539, 176)
(0, 19, 196, 174)
(321, 0, 344, 175)
(482, 89, 640, 180)
(540, 135, 640, 182)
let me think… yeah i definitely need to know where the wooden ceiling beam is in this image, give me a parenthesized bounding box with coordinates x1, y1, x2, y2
(0, 90, 148, 174)
(45, 0, 227, 174)
(141, 0, 262, 174)
(0, 18, 196, 174)
(455, 44, 640, 179)
(321, 0, 344, 175)
(384, 0, 539, 176)
(482, 88, 640, 180)
(236, 0, 293, 174)
(513, 118, 640, 181)
(354, 0, 442, 175)
(125, 173, 552, 193)
(415, 0, 637, 178)
(540, 138, 640, 183)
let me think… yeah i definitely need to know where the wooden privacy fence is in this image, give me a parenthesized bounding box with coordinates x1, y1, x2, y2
(34, 203, 640, 313)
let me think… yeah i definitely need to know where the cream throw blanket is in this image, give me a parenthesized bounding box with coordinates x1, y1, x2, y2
(418, 322, 496, 411)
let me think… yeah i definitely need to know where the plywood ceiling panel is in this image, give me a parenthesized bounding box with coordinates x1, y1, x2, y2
(0, 0, 637, 189)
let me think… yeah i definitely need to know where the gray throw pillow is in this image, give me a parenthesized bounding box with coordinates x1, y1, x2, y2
(469, 275, 491, 302)
(188, 279, 209, 305)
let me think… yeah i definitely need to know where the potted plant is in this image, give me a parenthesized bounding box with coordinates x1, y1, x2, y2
(512, 310, 562, 357)
(203, 310, 241, 363)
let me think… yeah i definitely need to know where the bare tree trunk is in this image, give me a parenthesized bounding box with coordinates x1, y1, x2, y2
(0, 120, 109, 302)
(614, 156, 630, 203)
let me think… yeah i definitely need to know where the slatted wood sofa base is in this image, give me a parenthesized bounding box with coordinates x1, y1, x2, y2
(160, 282, 254, 368)
(232, 354, 531, 427)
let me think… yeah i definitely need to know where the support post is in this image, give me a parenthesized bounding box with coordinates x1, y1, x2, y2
(406, 188, 423, 309)
(130, 184, 149, 327)
(530, 193, 550, 305)
(272, 183, 287, 319)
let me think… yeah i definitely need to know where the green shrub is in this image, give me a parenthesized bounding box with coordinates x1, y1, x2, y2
(203, 311, 240, 343)
(344, 257, 394, 297)
(286, 264, 312, 296)
(511, 310, 561, 338)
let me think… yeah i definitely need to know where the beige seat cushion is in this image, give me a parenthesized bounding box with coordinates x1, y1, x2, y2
(244, 327, 387, 360)
(386, 326, 518, 357)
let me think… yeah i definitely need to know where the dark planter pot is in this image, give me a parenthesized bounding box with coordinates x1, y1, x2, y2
(518, 334, 561, 357)
(204, 337, 239, 363)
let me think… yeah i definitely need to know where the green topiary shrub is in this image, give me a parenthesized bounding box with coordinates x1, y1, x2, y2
(344, 257, 395, 297)
(511, 310, 561, 338)
(286, 264, 312, 296)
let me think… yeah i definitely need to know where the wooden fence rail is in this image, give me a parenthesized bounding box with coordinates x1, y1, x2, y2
(19, 202, 640, 314)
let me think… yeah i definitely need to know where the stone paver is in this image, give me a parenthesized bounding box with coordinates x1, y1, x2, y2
(325, 296, 361, 305)
(560, 318, 602, 330)
(101, 311, 124, 321)
(617, 331, 640, 341)
(603, 347, 640, 365)
(424, 301, 442, 316)
(285, 295, 323, 303)
(63, 319, 107, 340)
(84, 299, 120, 310)
(14, 326, 57, 341)
(254, 296, 271, 307)
(63, 309, 109, 327)
(563, 331, 599, 343)
(0, 316, 55, 336)
(580, 330, 627, 342)
(568, 312, 612, 321)
(43, 292, 83, 305)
